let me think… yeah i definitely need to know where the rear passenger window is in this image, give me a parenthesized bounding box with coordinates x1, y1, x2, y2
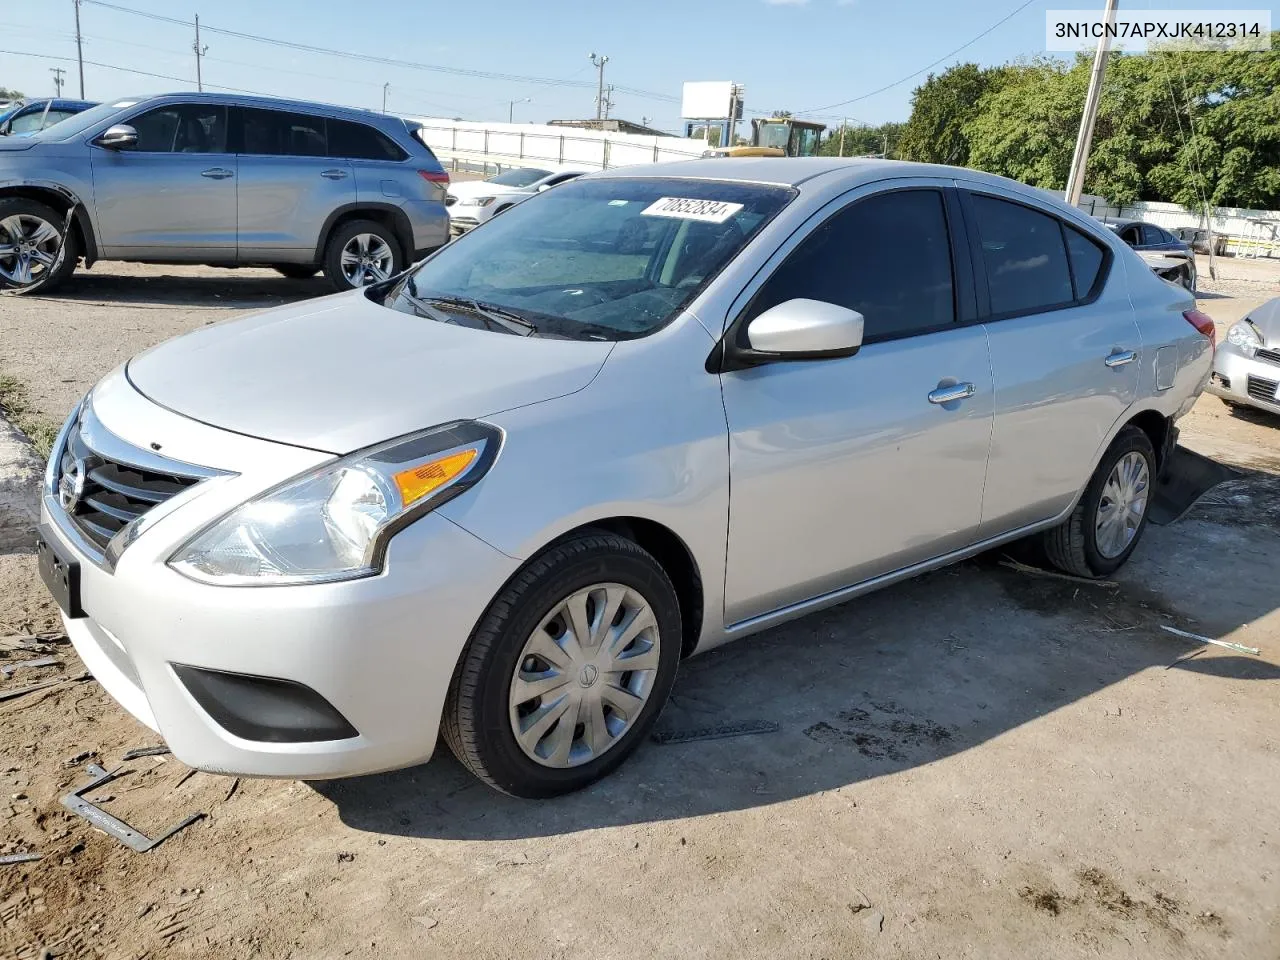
(1063, 225, 1106, 299)
(327, 119, 407, 161)
(971, 195, 1074, 316)
(750, 189, 955, 340)
(239, 108, 327, 157)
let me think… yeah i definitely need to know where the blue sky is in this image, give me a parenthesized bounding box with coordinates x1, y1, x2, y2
(1, 0, 1275, 132)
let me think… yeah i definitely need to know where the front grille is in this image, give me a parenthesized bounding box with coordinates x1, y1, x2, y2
(1255, 347, 1280, 366)
(1246, 374, 1279, 405)
(56, 418, 201, 552)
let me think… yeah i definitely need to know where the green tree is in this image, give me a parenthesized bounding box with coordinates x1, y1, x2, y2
(817, 121, 905, 158)
(897, 63, 1007, 166)
(0, 87, 24, 101)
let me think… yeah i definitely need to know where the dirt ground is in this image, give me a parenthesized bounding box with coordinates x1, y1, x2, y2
(2, 254, 1280, 960)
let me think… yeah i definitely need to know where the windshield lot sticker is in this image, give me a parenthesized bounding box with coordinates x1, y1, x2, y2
(641, 197, 744, 223)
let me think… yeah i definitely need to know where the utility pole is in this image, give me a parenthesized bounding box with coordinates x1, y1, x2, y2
(50, 67, 66, 97)
(1064, 0, 1119, 206)
(193, 14, 208, 92)
(73, 0, 85, 97)
(508, 97, 530, 123)
(602, 84, 614, 121)
(382, 83, 390, 113)
(838, 117, 846, 157)
(589, 52, 609, 121)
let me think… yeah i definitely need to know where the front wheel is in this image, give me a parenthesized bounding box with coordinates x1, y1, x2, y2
(1040, 426, 1155, 578)
(442, 532, 682, 798)
(322, 219, 402, 292)
(0, 198, 78, 294)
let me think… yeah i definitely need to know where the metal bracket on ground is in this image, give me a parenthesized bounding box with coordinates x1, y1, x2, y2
(651, 720, 780, 745)
(60, 763, 205, 853)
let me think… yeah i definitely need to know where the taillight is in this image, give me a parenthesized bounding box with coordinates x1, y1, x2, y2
(1184, 308, 1216, 347)
(418, 169, 449, 185)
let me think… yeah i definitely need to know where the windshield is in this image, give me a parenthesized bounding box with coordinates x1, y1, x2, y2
(28, 99, 138, 140)
(382, 177, 794, 340)
(487, 167, 552, 187)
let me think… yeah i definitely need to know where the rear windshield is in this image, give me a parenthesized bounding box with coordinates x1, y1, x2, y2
(381, 177, 794, 340)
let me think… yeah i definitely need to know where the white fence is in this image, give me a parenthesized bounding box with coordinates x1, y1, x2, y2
(1073, 195, 1279, 258)
(406, 117, 709, 174)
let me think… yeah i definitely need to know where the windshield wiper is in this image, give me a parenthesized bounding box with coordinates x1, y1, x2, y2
(425, 295, 537, 336)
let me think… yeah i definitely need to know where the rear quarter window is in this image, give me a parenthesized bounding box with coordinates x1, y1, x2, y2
(328, 119, 407, 161)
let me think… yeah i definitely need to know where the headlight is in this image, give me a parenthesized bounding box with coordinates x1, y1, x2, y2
(169, 421, 501, 586)
(1226, 321, 1262, 351)
(460, 196, 496, 207)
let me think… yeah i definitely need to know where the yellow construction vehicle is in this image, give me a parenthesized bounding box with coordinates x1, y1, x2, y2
(704, 116, 826, 158)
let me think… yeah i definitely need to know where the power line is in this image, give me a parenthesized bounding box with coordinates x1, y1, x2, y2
(80, 0, 678, 103)
(795, 0, 1040, 115)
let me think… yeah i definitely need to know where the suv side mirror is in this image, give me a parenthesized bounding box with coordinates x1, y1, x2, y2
(715, 299, 865, 372)
(95, 124, 138, 150)
(536, 183, 552, 192)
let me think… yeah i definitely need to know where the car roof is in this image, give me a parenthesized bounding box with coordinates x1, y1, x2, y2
(118, 91, 396, 125)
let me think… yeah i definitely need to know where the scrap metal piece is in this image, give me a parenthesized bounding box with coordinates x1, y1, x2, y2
(1, 656, 60, 678)
(0, 677, 66, 702)
(60, 764, 205, 853)
(121, 745, 171, 761)
(0, 852, 42, 865)
(1160, 624, 1260, 657)
(651, 720, 780, 745)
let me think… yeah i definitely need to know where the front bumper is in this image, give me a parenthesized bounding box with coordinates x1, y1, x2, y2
(42, 376, 519, 779)
(1208, 342, 1280, 417)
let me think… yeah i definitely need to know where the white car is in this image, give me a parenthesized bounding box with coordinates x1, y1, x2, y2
(446, 167, 587, 234)
(38, 159, 1210, 798)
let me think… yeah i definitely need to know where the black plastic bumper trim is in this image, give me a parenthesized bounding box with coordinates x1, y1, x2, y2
(172, 664, 359, 744)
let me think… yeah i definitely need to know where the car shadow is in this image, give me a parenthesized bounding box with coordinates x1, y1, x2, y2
(40, 268, 330, 309)
(313, 474, 1279, 839)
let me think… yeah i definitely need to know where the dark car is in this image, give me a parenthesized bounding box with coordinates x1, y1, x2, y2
(1173, 226, 1227, 257)
(0, 99, 98, 136)
(1103, 219, 1196, 292)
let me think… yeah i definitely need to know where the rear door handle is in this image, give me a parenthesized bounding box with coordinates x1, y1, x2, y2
(320, 168, 349, 180)
(928, 382, 976, 405)
(200, 167, 233, 179)
(1105, 350, 1137, 367)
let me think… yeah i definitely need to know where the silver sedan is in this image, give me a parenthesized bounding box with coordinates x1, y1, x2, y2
(1208, 296, 1280, 418)
(38, 158, 1212, 798)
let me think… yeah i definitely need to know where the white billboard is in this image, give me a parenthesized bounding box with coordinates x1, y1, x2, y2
(681, 81, 738, 120)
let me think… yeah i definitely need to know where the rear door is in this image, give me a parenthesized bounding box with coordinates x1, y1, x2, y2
(961, 187, 1141, 537)
(327, 117, 408, 205)
(720, 181, 994, 625)
(90, 102, 235, 259)
(233, 107, 354, 262)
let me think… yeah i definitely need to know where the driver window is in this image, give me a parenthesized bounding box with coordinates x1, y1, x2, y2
(128, 104, 227, 153)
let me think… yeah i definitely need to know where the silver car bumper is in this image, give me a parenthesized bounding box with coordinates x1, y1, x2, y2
(1208, 340, 1280, 416)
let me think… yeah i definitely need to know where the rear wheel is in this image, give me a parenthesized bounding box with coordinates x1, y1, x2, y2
(322, 219, 401, 292)
(1041, 426, 1155, 578)
(273, 264, 320, 280)
(442, 531, 681, 798)
(0, 198, 78, 294)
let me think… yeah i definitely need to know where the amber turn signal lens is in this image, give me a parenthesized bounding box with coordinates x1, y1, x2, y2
(392, 448, 478, 506)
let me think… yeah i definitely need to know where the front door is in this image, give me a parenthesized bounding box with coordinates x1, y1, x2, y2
(90, 103, 236, 259)
(959, 187, 1142, 536)
(720, 183, 994, 626)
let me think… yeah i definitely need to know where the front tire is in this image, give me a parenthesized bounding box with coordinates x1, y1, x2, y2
(1041, 426, 1155, 578)
(322, 219, 401, 292)
(443, 531, 681, 798)
(0, 198, 78, 295)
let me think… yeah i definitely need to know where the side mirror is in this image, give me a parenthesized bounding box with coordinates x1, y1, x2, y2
(717, 298, 864, 371)
(95, 124, 138, 150)
(536, 183, 552, 192)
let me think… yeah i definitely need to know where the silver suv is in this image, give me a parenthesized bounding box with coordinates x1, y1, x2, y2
(0, 93, 451, 293)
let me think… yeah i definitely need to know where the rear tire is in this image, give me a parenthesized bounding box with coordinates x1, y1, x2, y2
(442, 531, 681, 798)
(273, 264, 319, 280)
(322, 219, 402, 292)
(0, 198, 79, 295)
(1041, 426, 1155, 578)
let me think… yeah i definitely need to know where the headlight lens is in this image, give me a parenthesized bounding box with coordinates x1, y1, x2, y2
(461, 196, 496, 207)
(1226, 321, 1262, 350)
(169, 421, 500, 586)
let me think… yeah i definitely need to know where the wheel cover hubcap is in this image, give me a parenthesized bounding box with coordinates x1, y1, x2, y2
(339, 233, 393, 286)
(508, 582, 661, 769)
(0, 214, 61, 287)
(1094, 450, 1150, 559)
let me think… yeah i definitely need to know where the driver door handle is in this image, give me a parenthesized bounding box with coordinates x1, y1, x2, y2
(200, 167, 234, 179)
(928, 382, 976, 405)
(321, 168, 349, 180)
(1105, 350, 1137, 367)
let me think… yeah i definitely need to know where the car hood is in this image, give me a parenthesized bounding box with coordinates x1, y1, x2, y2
(126, 290, 613, 454)
(1245, 297, 1280, 347)
(447, 180, 527, 201)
